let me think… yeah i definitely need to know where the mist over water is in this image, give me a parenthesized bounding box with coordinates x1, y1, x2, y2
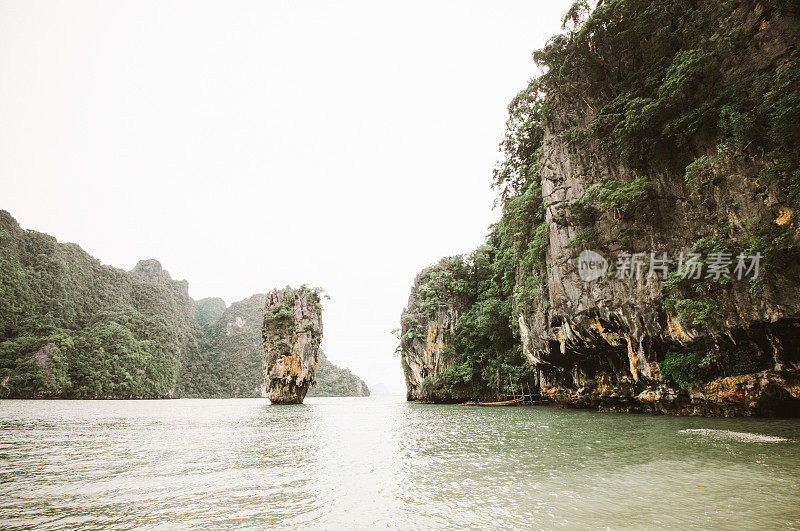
(2, 397, 799, 528)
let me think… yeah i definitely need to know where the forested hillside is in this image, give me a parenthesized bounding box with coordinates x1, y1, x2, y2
(0, 210, 369, 398)
(308, 351, 370, 397)
(0, 210, 197, 398)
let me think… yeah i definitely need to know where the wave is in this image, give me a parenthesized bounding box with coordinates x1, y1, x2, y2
(679, 428, 790, 443)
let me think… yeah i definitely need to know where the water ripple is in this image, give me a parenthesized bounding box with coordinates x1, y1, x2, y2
(0, 398, 799, 528)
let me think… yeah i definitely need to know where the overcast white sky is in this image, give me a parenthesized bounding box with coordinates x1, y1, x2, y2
(1, 0, 573, 393)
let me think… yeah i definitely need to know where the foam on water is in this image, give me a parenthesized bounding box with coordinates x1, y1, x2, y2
(679, 428, 790, 443)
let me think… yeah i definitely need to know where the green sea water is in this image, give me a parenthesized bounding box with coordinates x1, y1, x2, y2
(1, 396, 799, 529)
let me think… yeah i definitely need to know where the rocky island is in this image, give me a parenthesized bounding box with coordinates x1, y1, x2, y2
(400, 0, 800, 417)
(262, 286, 324, 404)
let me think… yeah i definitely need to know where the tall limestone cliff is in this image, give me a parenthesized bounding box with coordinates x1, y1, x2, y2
(400, 0, 800, 416)
(520, 0, 800, 415)
(400, 250, 525, 403)
(400, 258, 466, 402)
(262, 286, 323, 404)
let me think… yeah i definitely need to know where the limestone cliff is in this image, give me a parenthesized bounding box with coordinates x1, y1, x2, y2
(400, 257, 473, 403)
(517, 0, 800, 416)
(400, 299, 460, 402)
(399, 0, 800, 416)
(262, 286, 323, 404)
(401, 308, 457, 402)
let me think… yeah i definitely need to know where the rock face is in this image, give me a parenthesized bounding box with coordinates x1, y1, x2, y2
(184, 293, 369, 398)
(515, 1, 800, 416)
(262, 286, 323, 404)
(399, 258, 466, 403)
(512, 136, 800, 415)
(400, 302, 459, 402)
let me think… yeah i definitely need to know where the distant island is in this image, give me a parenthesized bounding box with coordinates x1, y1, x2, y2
(0, 210, 369, 399)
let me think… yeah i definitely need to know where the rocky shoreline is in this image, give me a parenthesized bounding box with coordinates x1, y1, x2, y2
(537, 369, 800, 417)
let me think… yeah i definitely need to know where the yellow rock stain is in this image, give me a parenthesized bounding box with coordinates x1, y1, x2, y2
(775, 206, 792, 226)
(427, 320, 438, 354)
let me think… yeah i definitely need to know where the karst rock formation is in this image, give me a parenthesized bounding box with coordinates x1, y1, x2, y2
(262, 286, 323, 404)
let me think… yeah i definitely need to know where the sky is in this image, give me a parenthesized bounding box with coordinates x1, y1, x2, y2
(1, 0, 574, 393)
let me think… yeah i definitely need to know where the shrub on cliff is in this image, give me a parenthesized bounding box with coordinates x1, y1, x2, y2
(660, 351, 714, 387)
